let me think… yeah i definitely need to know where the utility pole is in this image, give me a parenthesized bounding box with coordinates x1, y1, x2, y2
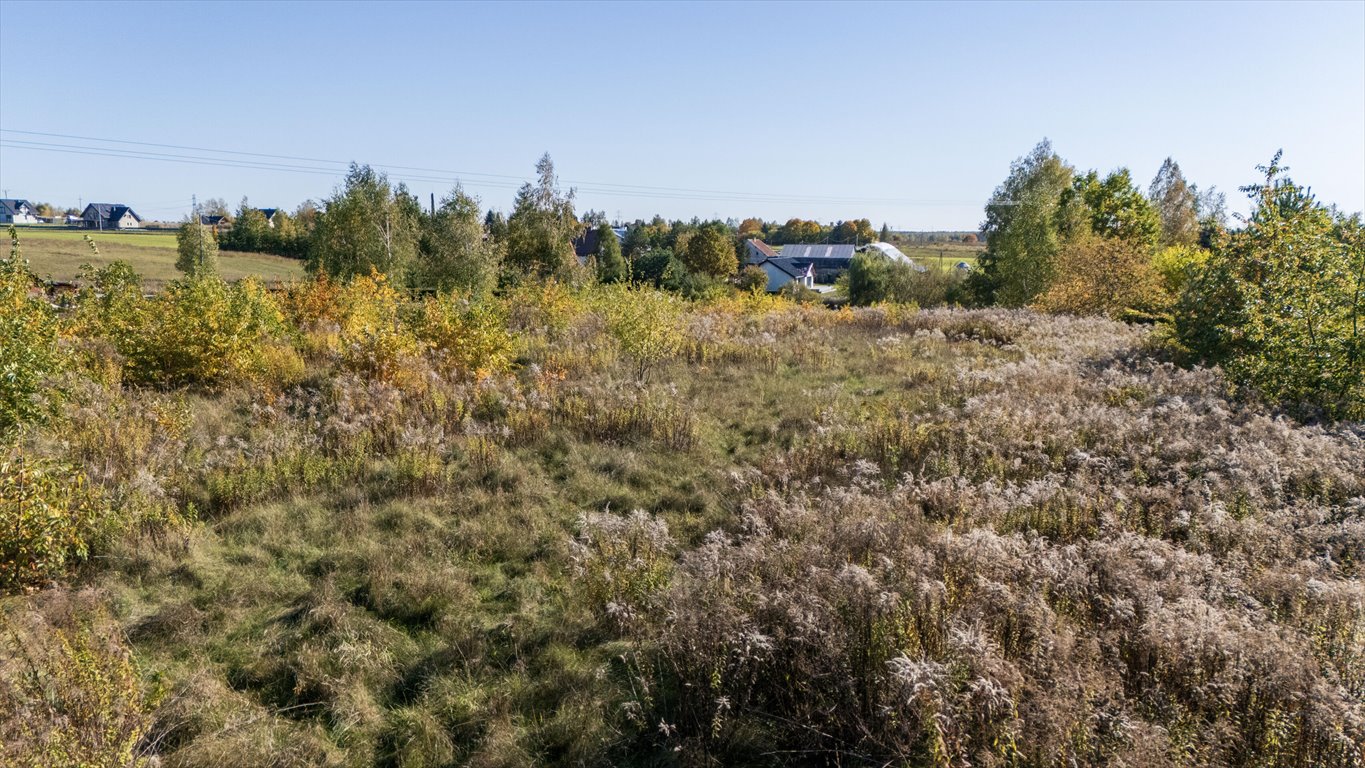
(430, 192, 436, 217)
(193, 194, 203, 273)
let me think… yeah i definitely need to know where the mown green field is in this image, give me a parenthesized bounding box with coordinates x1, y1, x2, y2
(12, 227, 305, 286)
(896, 242, 983, 271)
(11, 226, 182, 248)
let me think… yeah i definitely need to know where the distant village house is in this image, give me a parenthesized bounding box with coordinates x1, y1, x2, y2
(754, 257, 815, 293)
(572, 225, 626, 265)
(81, 203, 142, 230)
(0, 198, 40, 224)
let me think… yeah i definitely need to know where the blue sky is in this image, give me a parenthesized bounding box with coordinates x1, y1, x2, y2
(1, 0, 1362, 229)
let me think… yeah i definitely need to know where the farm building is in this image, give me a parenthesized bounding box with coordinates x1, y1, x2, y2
(755, 257, 815, 293)
(0, 198, 40, 224)
(81, 203, 142, 230)
(775, 243, 857, 283)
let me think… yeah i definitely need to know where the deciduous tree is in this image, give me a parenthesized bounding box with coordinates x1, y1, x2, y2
(972, 139, 1074, 306)
(175, 217, 219, 277)
(1173, 152, 1364, 419)
(595, 223, 626, 283)
(413, 185, 502, 295)
(308, 164, 420, 280)
(505, 154, 579, 278)
(681, 225, 737, 277)
(1149, 158, 1200, 247)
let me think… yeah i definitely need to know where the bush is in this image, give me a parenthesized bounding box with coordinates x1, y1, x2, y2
(848, 251, 962, 307)
(1035, 234, 1163, 317)
(1172, 155, 1364, 419)
(1, 228, 65, 437)
(0, 457, 104, 592)
(0, 593, 156, 767)
(95, 276, 286, 387)
(595, 285, 685, 381)
(411, 292, 517, 379)
(735, 264, 767, 293)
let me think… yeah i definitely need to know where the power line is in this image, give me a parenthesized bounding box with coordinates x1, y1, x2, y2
(0, 127, 997, 207)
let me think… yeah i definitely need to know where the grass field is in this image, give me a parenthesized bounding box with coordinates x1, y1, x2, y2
(4, 287, 1361, 766)
(896, 242, 983, 270)
(11, 226, 305, 286)
(772, 241, 985, 272)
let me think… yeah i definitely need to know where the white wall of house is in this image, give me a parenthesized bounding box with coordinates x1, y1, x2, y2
(760, 262, 814, 292)
(0, 205, 39, 224)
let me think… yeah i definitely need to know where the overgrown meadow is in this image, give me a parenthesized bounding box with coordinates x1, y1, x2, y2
(2, 255, 1363, 766)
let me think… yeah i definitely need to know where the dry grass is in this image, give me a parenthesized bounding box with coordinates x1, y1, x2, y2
(2, 283, 1361, 767)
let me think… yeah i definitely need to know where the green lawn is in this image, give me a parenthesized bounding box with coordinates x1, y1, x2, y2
(12, 226, 305, 287)
(11, 225, 182, 248)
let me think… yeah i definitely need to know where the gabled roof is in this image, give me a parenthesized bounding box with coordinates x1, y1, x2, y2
(83, 203, 141, 223)
(758, 257, 813, 280)
(200, 214, 229, 226)
(0, 199, 34, 216)
(743, 239, 778, 262)
(777, 243, 857, 261)
(258, 208, 279, 220)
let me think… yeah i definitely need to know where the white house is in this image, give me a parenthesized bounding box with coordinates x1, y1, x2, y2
(756, 257, 815, 292)
(0, 199, 40, 224)
(81, 203, 142, 230)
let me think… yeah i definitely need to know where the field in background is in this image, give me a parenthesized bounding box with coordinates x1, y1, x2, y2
(12, 226, 304, 286)
(896, 242, 984, 271)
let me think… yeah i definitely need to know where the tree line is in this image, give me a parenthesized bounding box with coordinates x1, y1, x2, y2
(964, 140, 1361, 420)
(172, 144, 1361, 420)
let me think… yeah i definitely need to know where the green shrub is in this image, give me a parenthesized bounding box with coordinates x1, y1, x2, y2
(411, 292, 517, 379)
(1, 227, 65, 437)
(595, 285, 685, 381)
(1172, 154, 1364, 419)
(0, 457, 104, 592)
(75, 270, 288, 388)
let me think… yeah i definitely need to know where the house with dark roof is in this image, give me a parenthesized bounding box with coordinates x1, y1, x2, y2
(774, 243, 857, 283)
(81, 203, 142, 230)
(0, 199, 39, 224)
(199, 214, 231, 230)
(258, 208, 280, 227)
(572, 225, 627, 265)
(743, 238, 778, 264)
(755, 257, 815, 293)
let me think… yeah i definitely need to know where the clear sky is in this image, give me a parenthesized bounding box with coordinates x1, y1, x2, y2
(1, 0, 1362, 229)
